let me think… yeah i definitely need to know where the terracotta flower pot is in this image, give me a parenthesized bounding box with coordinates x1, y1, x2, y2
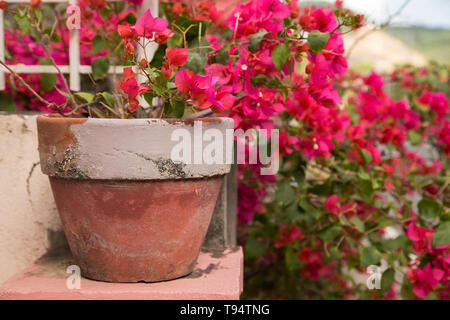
(36, 115, 234, 282)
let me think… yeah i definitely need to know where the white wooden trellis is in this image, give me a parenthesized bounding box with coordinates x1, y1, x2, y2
(0, 0, 158, 92)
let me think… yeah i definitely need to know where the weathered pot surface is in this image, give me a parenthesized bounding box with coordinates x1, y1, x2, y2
(36, 114, 234, 282)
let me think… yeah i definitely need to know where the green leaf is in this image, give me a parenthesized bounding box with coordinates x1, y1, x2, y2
(359, 246, 381, 268)
(245, 237, 267, 259)
(418, 197, 440, 219)
(99, 92, 115, 106)
(89, 35, 107, 55)
(285, 247, 304, 273)
(149, 44, 167, 69)
(75, 92, 94, 103)
(275, 181, 297, 207)
(185, 51, 207, 74)
(167, 35, 183, 48)
(358, 178, 374, 198)
(381, 268, 395, 292)
(433, 221, 450, 247)
(15, 13, 30, 35)
(358, 168, 371, 180)
(91, 57, 110, 80)
(318, 225, 341, 241)
(117, 12, 137, 25)
(212, 45, 230, 65)
(308, 30, 330, 54)
(285, 201, 301, 223)
(382, 235, 410, 250)
(400, 273, 416, 299)
(271, 44, 290, 71)
(144, 92, 154, 105)
(172, 100, 185, 118)
(349, 217, 365, 232)
(40, 74, 57, 93)
(136, 105, 147, 118)
(360, 149, 372, 165)
(248, 29, 268, 52)
(0, 92, 16, 112)
(408, 130, 422, 145)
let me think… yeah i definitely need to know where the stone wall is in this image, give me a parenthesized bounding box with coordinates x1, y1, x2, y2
(0, 113, 237, 285)
(0, 113, 64, 285)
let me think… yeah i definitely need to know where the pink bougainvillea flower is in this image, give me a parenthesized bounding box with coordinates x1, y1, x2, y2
(259, 0, 290, 20)
(274, 224, 305, 248)
(117, 67, 149, 113)
(417, 90, 449, 120)
(133, 9, 168, 38)
(174, 68, 194, 94)
(298, 247, 332, 281)
(175, 69, 235, 111)
(323, 194, 339, 214)
(175, 69, 217, 109)
(237, 182, 266, 225)
(204, 34, 223, 50)
(300, 7, 337, 32)
(206, 63, 232, 85)
(165, 47, 188, 67)
(161, 60, 173, 80)
(211, 85, 236, 112)
(279, 130, 301, 154)
(125, 0, 142, 5)
(154, 28, 174, 44)
(408, 264, 445, 298)
(407, 220, 434, 255)
(117, 24, 138, 40)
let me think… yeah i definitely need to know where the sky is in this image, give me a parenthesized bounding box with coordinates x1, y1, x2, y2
(308, 0, 450, 29)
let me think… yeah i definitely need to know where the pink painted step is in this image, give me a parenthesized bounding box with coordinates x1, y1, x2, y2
(0, 246, 243, 300)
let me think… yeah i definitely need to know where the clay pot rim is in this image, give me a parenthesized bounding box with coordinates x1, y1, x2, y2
(37, 113, 232, 126)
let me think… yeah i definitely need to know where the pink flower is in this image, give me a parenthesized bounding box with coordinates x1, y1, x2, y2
(133, 9, 168, 38)
(204, 34, 223, 50)
(259, 0, 290, 20)
(408, 264, 445, 298)
(117, 24, 138, 40)
(154, 28, 174, 44)
(417, 90, 449, 120)
(175, 69, 225, 110)
(166, 47, 188, 67)
(212, 85, 236, 112)
(407, 220, 434, 255)
(301, 8, 337, 32)
(117, 67, 149, 113)
(324, 194, 339, 214)
(298, 247, 332, 281)
(206, 63, 232, 85)
(274, 224, 305, 248)
(238, 183, 265, 225)
(125, 0, 142, 5)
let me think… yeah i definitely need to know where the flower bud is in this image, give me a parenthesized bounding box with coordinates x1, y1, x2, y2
(139, 58, 148, 69)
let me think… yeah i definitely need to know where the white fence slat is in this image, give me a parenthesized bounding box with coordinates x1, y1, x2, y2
(138, 0, 158, 107)
(1, 0, 157, 93)
(68, 0, 80, 91)
(0, 64, 126, 74)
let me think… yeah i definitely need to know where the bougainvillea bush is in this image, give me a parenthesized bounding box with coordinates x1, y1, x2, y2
(1, 0, 449, 299)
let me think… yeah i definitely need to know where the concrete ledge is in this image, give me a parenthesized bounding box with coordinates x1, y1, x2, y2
(0, 246, 243, 300)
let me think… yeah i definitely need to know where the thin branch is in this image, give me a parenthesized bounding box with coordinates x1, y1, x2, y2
(346, 0, 411, 59)
(0, 59, 63, 113)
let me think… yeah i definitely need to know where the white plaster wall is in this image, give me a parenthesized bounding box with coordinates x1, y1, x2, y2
(0, 113, 63, 285)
